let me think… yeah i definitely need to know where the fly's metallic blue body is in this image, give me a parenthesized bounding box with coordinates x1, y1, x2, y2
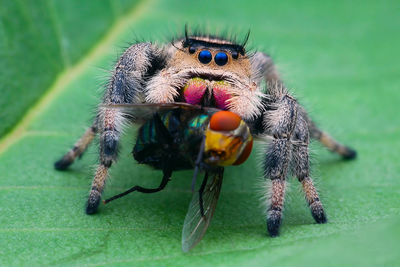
(133, 108, 209, 171)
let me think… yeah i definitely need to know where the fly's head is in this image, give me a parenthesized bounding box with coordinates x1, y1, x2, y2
(203, 111, 253, 166)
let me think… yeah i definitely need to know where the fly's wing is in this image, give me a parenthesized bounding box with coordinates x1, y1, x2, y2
(105, 102, 219, 123)
(182, 168, 224, 252)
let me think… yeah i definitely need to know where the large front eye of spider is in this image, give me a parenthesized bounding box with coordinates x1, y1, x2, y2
(198, 50, 212, 64)
(214, 52, 228, 66)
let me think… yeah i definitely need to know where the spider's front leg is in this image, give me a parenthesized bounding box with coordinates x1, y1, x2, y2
(263, 93, 298, 237)
(86, 43, 166, 214)
(86, 107, 126, 214)
(292, 110, 327, 223)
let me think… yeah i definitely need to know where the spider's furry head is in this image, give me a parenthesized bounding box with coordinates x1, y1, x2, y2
(181, 25, 250, 56)
(145, 26, 265, 120)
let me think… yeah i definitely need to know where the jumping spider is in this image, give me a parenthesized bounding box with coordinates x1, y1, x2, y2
(55, 27, 356, 238)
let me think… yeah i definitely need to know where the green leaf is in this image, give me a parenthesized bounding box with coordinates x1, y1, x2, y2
(0, 0, 139, 137)
(1, 0, 399, 266)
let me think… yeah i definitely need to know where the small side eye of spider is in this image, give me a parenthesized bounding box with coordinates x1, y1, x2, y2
(189, 46, 196, 54)
(231, 51, 239, 59)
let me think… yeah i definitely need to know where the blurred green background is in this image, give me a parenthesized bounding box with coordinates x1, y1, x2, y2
(0, 0, 399, 266)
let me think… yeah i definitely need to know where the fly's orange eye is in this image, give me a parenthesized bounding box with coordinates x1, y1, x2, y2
(209, 111, 241, 131)
(233, 138, 253, 165)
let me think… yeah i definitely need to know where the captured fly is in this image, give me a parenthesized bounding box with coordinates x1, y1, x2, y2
(101, 103, 253, 251)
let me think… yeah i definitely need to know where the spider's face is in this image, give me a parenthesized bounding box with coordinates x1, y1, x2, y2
(155, 36, 264, 120)
(173, 36, 252, 76)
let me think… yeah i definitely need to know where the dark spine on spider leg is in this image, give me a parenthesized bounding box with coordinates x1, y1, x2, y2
(86, 43, 166, 214)
(263, 94, 297, 237)
(292, 113, 327, 224)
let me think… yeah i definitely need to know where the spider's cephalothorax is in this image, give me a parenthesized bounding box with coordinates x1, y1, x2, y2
(55, 28, 356, 241)
(145, 31, 265, 120)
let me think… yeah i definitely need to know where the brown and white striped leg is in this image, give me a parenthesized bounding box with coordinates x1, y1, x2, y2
(293, 114, 327, 223)
(307, 118, 356, 160)
(300, 177, 326, 223)
(87, 164, 108, 214)
(54, 120, 98, 170)
(86, 107, 126, 214)
(267, 179, 287, 237)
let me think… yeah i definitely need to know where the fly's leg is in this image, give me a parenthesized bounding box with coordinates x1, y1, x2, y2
(263, 91, 298, 237)
(292, 113, 327, 223)
(198, 172, 209, 218)
(103, 167, 172, 204)
(191, 135, 206, 192)
(54, 119, 98, 170)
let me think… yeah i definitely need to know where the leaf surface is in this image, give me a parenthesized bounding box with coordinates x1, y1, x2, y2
(1, 0, 399, 266)
(0, 0, 138, 137)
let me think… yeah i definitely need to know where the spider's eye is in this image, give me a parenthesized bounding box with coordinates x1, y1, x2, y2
(198, 50, 212, 64)
(189, 46, 196, 54)
(232, 51, 239, 59)
(214, 52, 228, 66)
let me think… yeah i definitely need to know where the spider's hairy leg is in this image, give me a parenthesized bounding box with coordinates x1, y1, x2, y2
(267, 179, 287, 237)
(308, 119, 357, 159)
(292, 112, 327, 223)
(86, 106, 128, 214)
(254, 51, 356, 160)
(251, 52, 281, 84)
(54, 119, 98, 170)
(263, 92, 298, 237)
(86, 42, 167, 214)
